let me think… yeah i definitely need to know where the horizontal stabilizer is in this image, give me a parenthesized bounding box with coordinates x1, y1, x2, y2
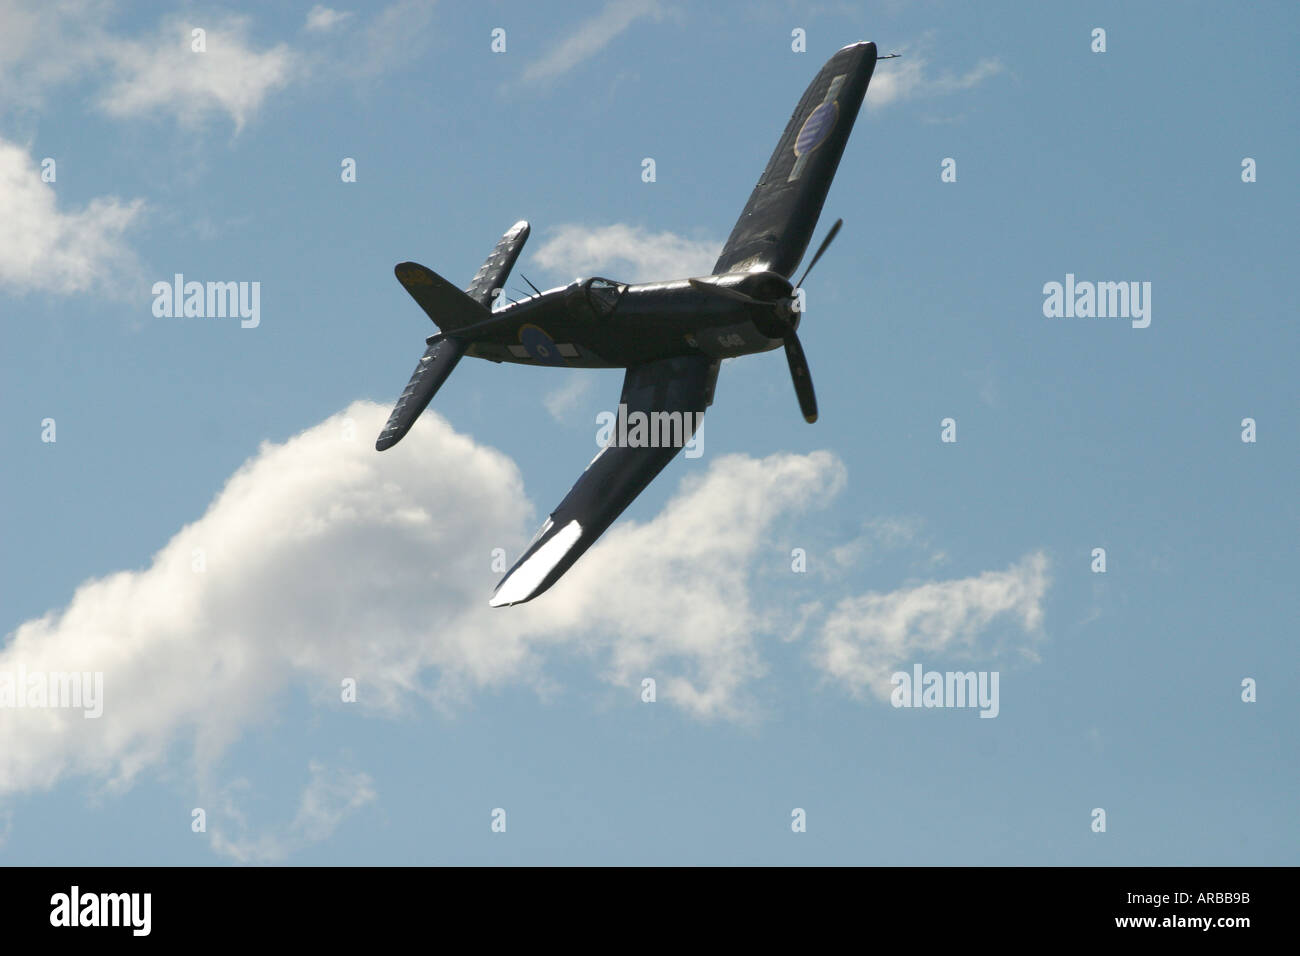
(464, 220, 530, 308)
(375, 336, 466, 451)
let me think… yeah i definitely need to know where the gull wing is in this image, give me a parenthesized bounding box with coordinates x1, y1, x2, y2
(712, 41, 877, 278)
(490, 354, 719, 606)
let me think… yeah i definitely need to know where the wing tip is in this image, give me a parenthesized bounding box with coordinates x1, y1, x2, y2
(375, 422, 406, 451)
(838, 40, 877, 57)
(488, 578, 538, 608)
(488, 519, 584, 608)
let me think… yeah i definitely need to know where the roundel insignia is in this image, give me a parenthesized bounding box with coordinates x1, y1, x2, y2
(794, 101, 838, 157)
(518, 324, 566, 365)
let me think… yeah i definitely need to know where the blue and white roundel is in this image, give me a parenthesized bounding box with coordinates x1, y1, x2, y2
(519, 324, 566, 365)
(795, 101, 838, 157)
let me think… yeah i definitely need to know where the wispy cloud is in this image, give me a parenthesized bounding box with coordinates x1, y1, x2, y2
(817, 552, 1050, 699)
(347, 0, 438, 77)
(868, 53, 1004, 110)
(543, 373, 595, 422)
(97, 15, 298, 131)
(0, 0, 110, 112)
(828, 515, 942, 572)
(0, 137, 144, 297)
(0, 1, 435, 130)
(521, 0, 663, 84)
(305, 5, 354, 33)
(208, 761, 377, 862)
(532, 223, 721, 282)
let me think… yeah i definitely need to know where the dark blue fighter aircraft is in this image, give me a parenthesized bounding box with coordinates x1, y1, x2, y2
(377, 41, 882, 606)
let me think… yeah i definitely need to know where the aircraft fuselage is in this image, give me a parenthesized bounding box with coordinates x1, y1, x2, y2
(461, 270, 796, 369)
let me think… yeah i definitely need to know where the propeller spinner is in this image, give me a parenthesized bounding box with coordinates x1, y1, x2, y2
(688, 218, 841, 423)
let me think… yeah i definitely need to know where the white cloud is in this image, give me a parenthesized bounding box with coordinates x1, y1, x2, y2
(532, 450, 849, 717)
(532, 223, 721, 283)
(817, 552, 1050, 699)
(0, 137, 144, 296)
(0, 0, 109, 111)
(868, 54, 1004, 110)
(208, 761, 377, 862)
(0, 403, 846, 805)
(305, 6, 354, 32)
(0, 402, 527, 799)
(98, 15, 298, 131)
(0, 399, 1050, 853)
(521, 0, 663, 84)
(0, 2, 433, 130)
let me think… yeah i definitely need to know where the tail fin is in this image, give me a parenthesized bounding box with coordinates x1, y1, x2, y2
(712, 41, 877, 278)
(394, 262, 491, 331)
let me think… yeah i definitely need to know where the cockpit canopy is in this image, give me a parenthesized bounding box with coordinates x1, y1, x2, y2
(583, 277, 626, 316)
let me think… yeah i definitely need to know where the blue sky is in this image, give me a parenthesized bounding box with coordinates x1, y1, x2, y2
(1, 0, 1296, 864)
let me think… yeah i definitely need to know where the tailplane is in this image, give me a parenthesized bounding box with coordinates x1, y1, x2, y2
(375, 336, 465, 450)
(377, 221, 530, 450)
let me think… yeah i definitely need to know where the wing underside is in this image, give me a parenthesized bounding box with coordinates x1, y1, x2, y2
(490, 353, 719, 606)
(712, 41, 877, 278)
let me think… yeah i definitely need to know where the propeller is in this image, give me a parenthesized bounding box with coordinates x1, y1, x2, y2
(689, 218, 841, 424)
(780, 217, 842, 422)
(794, 218, 841, 290)
(782, 323, 818, 423)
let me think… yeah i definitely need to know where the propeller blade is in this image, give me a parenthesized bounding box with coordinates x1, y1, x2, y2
(795, 218, 842, 289)
(783, 332, 818, 423)
(688, 277, 764, 305)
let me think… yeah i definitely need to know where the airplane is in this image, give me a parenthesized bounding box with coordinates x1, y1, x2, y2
(376, 41, 882, 606)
